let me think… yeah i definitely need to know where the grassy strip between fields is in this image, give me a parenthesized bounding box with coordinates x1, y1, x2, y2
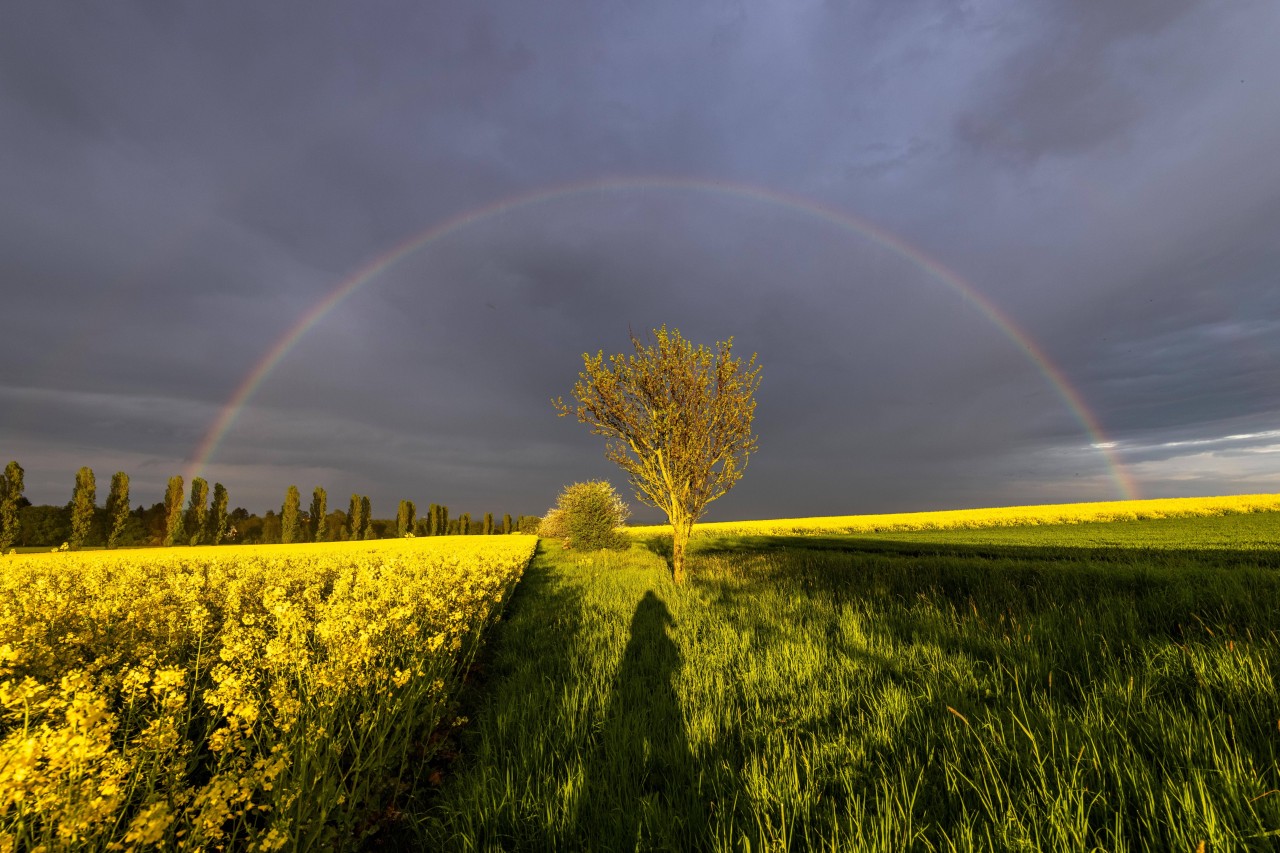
(411, 515, 1280, 852)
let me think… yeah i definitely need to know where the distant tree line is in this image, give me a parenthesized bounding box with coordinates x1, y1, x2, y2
(0, 459, 538, 549)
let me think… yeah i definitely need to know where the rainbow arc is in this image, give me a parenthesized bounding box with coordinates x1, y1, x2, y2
(186, 176, 1138, 501)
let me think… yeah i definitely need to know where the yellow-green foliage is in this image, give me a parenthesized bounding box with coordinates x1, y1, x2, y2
(629, 493, 1280, 537)
(0, 535, 535, 850)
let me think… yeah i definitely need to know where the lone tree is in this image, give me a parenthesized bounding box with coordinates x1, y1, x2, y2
(554, 326, 760, 583)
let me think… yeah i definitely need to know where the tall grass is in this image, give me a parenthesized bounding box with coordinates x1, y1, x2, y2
(417, 519, 1280, 851)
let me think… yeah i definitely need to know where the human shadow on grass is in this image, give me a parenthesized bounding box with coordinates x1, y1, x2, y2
(583, 589, 705, 850)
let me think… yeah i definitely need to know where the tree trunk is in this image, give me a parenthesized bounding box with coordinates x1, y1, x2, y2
(671, 521, 690, 584)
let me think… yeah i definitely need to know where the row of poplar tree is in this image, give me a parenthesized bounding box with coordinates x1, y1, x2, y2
(0, 462, 150, 551)
(0, 460, 538, 551)
(278, 487, 536, 544)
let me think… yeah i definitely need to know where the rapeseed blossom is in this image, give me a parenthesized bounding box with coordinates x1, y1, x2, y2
(0, 535, 534, 850)
(628, 493, 1280, 537)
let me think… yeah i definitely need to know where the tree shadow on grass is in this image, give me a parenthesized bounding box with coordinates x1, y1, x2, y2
(680, 532, 1280, 726)
(640, 534, 673, 570)
(694, 532, 1280, 572)
(689, 533, 1280, 637)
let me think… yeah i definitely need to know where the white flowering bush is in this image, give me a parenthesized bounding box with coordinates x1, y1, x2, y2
(542, 481, 631, 551)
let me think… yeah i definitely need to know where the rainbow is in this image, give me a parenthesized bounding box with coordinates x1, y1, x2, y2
(185, 176, 1139, 500)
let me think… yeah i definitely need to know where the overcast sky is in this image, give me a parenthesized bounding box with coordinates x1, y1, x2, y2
(3, 1, 1278, 522)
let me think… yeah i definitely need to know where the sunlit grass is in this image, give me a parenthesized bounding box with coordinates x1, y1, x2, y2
(419, 517, 1280, 851)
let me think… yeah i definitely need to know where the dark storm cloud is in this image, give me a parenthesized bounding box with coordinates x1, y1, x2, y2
(954, 0, 1202, 162)
(3, 1, 1278, 517)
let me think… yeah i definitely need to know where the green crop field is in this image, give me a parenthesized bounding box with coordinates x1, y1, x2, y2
(410, 510, 1280, 852)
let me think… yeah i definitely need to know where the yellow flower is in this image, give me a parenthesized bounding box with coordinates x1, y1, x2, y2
(124, 800, 174, 846)
(151, 668, 186, 696)
(0, 534, 535, 848)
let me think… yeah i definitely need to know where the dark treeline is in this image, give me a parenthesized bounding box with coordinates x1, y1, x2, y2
(0, 460, 540, 550)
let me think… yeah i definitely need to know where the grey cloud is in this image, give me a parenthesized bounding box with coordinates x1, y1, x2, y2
(3, 1, 1278, 516)
(954, 0, 1202, 162)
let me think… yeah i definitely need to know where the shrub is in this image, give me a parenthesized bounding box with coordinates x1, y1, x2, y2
(543, 481, 630, 551)
(537, 508, 568, 541)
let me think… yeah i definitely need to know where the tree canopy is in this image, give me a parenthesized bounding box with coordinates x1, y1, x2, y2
(555, 325, 760, 582)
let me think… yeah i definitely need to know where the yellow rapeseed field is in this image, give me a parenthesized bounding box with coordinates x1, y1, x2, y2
(0, 535, 536, 851)
(628, 493, 1280, 537)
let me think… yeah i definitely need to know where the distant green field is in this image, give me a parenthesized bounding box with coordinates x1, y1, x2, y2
(411, 511, 1280, 851)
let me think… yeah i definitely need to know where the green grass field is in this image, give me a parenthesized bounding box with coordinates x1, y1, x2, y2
(406, 511, 1280, 852)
